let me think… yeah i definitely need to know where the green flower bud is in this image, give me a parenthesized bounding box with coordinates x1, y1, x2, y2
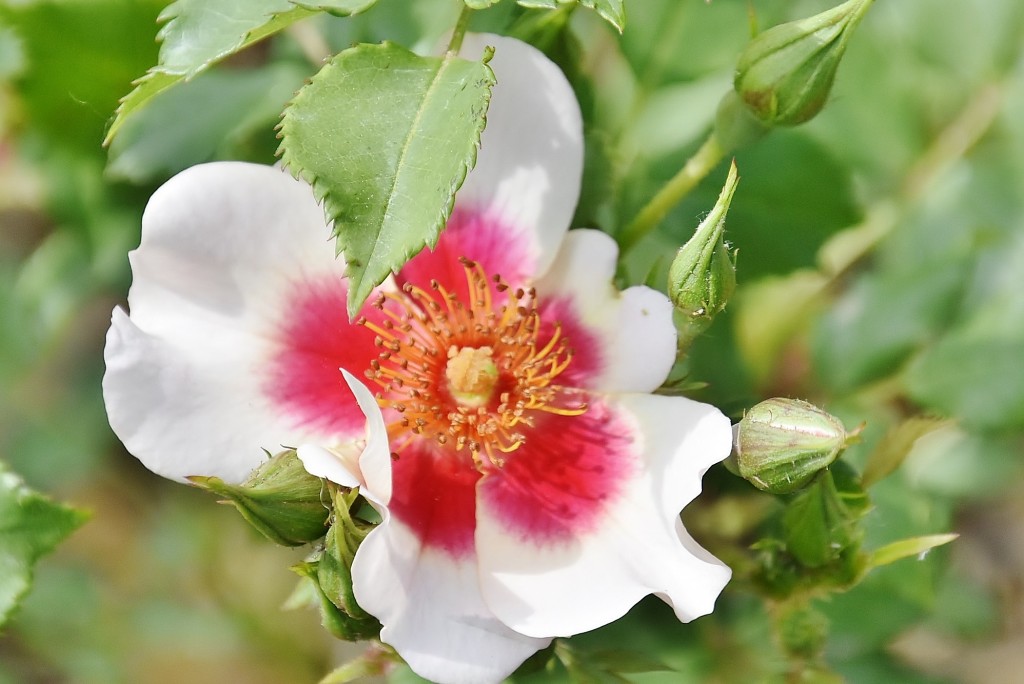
(732, 398, 850, 494)
(291, 487, 381, 642)
(293, 559, 381, 641)
(734, 0, 874, 127)
(774, 602, 830, 661)
(668, 161, 739, 351)
(189, 449, 329, 546)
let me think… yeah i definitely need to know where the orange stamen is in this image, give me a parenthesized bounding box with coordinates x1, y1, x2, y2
(360, 259, 587, 469)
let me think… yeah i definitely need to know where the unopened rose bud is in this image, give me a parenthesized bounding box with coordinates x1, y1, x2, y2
(293, 559, 381, 642)
(668, 161, 739, 351)
(732, 398, 850, 494)
(189, 449, 329, 546)
(734, 0, 874, 127)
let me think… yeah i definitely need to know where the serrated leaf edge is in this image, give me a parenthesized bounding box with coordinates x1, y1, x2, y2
(276, 42, 495, 318)
(104, 0, 374, 146)
(516, 0, 625, 32)
(0, 470, 89, 629)
(352, 50, 490, 313)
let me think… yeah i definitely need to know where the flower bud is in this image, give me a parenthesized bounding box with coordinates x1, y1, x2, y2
(189, 449, 329, 546)
(734, 0, 874, 127)
(732, 398, 849, 494)
(774, 602, 829, 661)
(293, 559, 381, 641)
(668, 161, 739, 351)
(291, 487, 381, 641)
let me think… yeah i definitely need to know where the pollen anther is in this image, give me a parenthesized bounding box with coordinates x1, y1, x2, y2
(359, 260, 587, 469)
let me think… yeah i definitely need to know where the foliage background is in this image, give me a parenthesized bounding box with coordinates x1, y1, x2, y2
(1, 0, 1022, 681)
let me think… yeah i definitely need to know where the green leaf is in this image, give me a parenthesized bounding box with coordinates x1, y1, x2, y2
(813, 262, 965, 393)
(295, 0, 380, 15)
(278, 41, 495, 316)
(108, 70, 179, 145)
(104, 0, 378, 144)
(107, 63, 308, 182)
(868, 534, 958, 570)
(105, 0, 302, 144)
(0, 462, 88, 628)
(155, 0, 293, 73)
(465, 0, 504, 8)
(860, 417, 951, 488)
(517, 0, 625, 32)
(517, 0, 560, 10)
(906, 332, 1024, 431)
(580, 0, 625, 32)
(3, 0, 162, 153)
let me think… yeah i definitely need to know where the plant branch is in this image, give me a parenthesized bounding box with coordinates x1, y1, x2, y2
(447, 3, 474, 55)
(618, 132, 726, 253)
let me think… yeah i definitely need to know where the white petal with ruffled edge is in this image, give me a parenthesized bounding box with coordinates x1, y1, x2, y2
(535, 229, 677, 394)
(475, 393, 732, 638)
(103, 162, 348, 483)
(455, 33, 583, 278)
(105, 310, 292, 483)
(352, 518, 550, 684)
(126, 162, 339, 338)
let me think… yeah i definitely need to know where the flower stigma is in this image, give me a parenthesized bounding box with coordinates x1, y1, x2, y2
(445, 346, 499, 407)
(358, 258, 588, 468)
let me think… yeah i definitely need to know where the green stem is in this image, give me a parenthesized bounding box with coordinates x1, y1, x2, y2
(618, 132, 726, 253)
(817, 80, 1005, 280)
(447, 3, 474, 55)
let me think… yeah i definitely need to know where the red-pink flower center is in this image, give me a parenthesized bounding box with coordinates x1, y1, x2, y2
(358, 258, 588, 470)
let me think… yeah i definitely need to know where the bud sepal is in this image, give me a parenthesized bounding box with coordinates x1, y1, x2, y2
(293, 486, 381, 642)
(189, 449, 330, 546)
(781, 463, 869, 570)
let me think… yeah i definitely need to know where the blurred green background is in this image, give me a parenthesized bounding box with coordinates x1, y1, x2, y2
(1, 0, 1023, 682)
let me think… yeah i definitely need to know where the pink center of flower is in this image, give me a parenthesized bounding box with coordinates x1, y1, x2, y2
(270, 210, 629, 558)
(358, 258, 588, 470)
